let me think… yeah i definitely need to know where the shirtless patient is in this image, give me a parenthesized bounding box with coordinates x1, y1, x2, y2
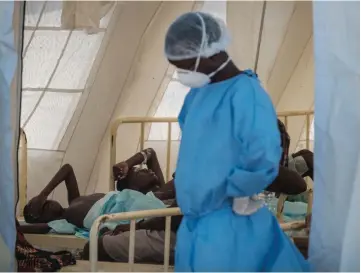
(21, 148, 171, 234)
(21, 119, 308, 234)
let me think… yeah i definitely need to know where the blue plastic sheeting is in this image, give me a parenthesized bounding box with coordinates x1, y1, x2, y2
(0, 1, 17, 271)
(310, 1, 360, 271)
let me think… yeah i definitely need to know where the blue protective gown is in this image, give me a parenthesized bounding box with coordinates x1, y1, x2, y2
(174, 70, 310, 272)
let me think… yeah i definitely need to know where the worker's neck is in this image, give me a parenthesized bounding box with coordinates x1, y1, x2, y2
(211, 62, 241, 83)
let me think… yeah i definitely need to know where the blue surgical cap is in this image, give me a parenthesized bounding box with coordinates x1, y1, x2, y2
(164, 12, 231, 61)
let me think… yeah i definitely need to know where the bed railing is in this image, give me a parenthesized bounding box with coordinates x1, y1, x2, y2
(110, 111, 314, 189)
(110, 111, 314, 219)
(89, 207, 181, 272)
(19, 128, 27, 217)
(94, 111, 314, 271)
(89, 206, 309, 272)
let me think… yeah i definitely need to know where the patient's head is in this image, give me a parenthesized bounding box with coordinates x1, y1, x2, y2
(126, 168, 159, 194)
(24, 198, 64, 223)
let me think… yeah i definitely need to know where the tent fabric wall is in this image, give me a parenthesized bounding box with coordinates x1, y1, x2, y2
(21, 1, 117, 206)
(61, 1, 113, 30)
(87, 1, 197, 194)
(0, 1, 23, 270)
(309, 1, 360, 271)
(4, 0, 360, 270)
(21, 1, 315, 211)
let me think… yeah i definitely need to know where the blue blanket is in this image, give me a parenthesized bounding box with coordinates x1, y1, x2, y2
(267, 197, 308, 222)
(48, 190, 166, 238)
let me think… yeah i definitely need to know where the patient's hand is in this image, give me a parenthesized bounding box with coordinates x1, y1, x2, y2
(113, 162, 129, 180)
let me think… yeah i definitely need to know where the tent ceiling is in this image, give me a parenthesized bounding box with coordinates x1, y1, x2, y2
(21, 1, 314, 205)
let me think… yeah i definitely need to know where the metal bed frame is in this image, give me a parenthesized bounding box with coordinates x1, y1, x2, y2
(18, 111, 314, 271)
(88, 111, 314, 271)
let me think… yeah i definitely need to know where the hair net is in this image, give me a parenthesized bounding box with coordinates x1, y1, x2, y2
(165, 12, 231, 61)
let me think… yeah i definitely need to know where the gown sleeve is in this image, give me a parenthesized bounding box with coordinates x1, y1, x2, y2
(226, 79, 282, 198)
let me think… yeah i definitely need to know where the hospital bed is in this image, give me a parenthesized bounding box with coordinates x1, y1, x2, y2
(108, 112, 314, 224)
(18, 111, 314, 271)
(84, 205, 308, 272)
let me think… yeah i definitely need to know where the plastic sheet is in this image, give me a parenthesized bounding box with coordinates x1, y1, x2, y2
(0, 1, 18, 270)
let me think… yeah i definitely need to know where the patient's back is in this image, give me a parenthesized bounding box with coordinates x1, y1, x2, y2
(64, 193, 105, 228)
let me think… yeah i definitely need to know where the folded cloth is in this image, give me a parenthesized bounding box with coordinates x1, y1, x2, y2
(15, 220, 76, 272)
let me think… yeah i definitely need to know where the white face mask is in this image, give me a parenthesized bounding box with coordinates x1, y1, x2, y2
(177, 57, 230, 88)
(175, 13, 231, 88)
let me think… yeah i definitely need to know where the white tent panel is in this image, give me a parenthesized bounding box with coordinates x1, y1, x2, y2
(265, 1, 313, 106)
(23, 31, 33, 51)
(256, 1, 295, 88)
(309, 1, 360, 271)
(24, 1, 44, 27)
(24, 92, 81, 150)
(276, 37, 314, 112)
(276, 35, 314, 152)
(22, 30, 70, 88)
(202, 0, 226, 19)
(39, 1, 63, 27)
(21, 1, 112, 205)
(148, 81, 187, 141)
(21, 91, 42, 125)
(27, 150, 64, 202)
(227, 1, 263, 71)
(49, 31, 104, 90)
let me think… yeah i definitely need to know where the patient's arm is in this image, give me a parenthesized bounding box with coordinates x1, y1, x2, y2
(265, 166, 307, 195)
(17, 223, 51, 234)
(145, 148, 165, 187)
(114, 148, 165, 187)
(38, 163, 80, 205)
(154, 179, 176, 200)
(112, 216, 182, 234)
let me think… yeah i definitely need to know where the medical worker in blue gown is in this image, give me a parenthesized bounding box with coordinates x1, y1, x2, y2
(164, 12, 310, 272)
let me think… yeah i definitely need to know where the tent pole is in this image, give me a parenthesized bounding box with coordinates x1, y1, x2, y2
(254, 1, 267, 74)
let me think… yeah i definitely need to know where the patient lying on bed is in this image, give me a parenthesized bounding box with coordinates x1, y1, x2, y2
(19, 148, 174, 234)
(20, 125, 308, 234)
